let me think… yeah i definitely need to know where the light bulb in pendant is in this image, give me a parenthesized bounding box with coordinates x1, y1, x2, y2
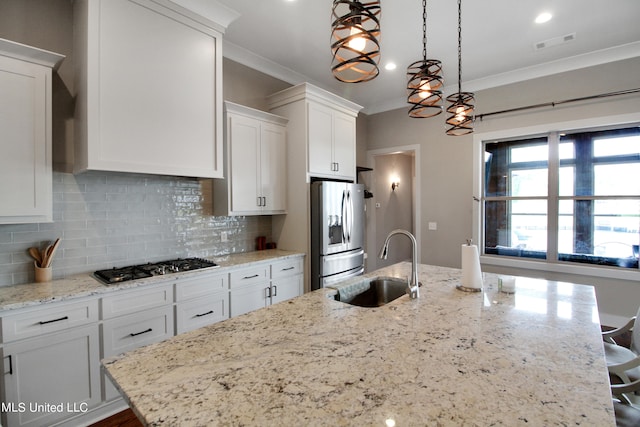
(347, 26, 366, 52)
(455, 106, 466, 122)
(418, 80, 432, 99)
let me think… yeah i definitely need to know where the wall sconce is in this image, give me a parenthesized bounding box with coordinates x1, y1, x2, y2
(391, 181, 400, 191)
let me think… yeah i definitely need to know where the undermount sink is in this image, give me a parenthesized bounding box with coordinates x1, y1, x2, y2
(339, 278, 409, 307)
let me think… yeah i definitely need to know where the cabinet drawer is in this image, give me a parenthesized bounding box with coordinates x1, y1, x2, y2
(1, 299, 99, 343)
(271, 257, 303, 279)
(102, 305, 174, 357)
(175, 272, 228, 302)
(176, 292, 229, 334)
(229, 264, 269, 289)
(101, 283, 172, 319)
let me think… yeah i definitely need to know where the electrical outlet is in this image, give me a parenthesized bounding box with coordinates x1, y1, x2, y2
(428, 222, 437, 230)
(221, 231, 228, 242)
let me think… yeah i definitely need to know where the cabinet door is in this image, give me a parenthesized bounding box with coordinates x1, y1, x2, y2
(260, 122, 287, 213)
(307, 102, 334, 176)
(0, 55, 52, 224)
(76, 0, 223, 178)
(229, 114, 260, 213)
(332, 111, 356, 180)
(2, 325, 101, 427)
(271, 275, 303, 305)
(230, 282, 270, 317)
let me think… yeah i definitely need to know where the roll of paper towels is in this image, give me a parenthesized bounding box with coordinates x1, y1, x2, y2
(461, 243, 483, 289)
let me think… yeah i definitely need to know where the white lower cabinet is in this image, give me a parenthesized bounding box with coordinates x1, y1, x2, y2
(0, 255, 303, 426)
(175, 272, 229, 334)
(1, 300, 101, 427)
(230, 258, 304, 317)
(229, 264, 271, 317)
(101, 284, 174, 402)
(271, 258, 304, 305)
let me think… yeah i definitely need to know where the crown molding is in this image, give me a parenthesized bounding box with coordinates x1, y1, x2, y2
(223, 39, 640, 116)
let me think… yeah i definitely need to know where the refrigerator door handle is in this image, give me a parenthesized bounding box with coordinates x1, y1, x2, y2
(344, 190, 350, 242)
(348, 190, 354, 242)
(341, 190, 348, 242)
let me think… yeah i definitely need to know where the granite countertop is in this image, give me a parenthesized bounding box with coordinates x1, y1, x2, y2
(0, 250, 303, 312)
(103, 262, 615, 426)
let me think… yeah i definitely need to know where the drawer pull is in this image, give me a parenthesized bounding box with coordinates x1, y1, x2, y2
(281, 266, 295, 271)
(242, 274, 260, 280)
(272, 285, 277, 297)
(39, 315, 69, 325)
(195, 310, 214, 318)
(129, 328, 153, 337)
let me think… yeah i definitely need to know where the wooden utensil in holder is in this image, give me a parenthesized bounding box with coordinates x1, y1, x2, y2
(28, 238, 60, 282)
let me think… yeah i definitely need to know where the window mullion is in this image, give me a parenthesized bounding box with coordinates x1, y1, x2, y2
(547, 132, 559, 262)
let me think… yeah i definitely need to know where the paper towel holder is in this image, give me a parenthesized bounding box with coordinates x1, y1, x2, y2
(456, 238, 483, 293)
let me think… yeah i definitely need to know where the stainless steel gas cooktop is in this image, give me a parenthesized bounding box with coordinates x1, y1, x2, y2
(94, 258, 218, 285)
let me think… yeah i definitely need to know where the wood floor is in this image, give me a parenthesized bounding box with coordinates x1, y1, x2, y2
(88, 409, 142, 427)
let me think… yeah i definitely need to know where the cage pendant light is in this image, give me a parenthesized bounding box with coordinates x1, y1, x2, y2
(407, 0, 443, 118)
(331, 0, 381, 83)
(446, 0, 475, 135)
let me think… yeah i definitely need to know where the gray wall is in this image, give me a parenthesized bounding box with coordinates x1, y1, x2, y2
(370, 153, 414, 270)
(0, 1, 289, 286)
(366, 57, 640, 325)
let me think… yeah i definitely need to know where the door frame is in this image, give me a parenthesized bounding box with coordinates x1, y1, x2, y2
(366, 144, 422, 271)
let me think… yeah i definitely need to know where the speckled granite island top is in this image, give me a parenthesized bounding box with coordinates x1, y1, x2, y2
(103, 262, 614, 426)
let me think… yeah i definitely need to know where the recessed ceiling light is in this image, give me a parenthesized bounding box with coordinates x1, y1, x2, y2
(535, 12, 552, 24)
(385, 62, 397, 71)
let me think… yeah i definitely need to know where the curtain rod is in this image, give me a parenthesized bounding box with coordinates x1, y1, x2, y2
(475, 88, 640, 121)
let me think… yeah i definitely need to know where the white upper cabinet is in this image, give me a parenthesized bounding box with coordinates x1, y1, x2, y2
(73, 0, 236, 178)
(267, 83, 361, 182)
(307, 102, 356, 178)
(213, 102, 288, 215)
(0, 39, 64, 224)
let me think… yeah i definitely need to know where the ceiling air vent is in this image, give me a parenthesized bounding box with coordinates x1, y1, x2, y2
(534, 32, 576, 51)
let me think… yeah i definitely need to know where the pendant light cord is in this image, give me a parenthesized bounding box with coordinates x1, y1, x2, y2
(456, 0, 462, 95)
(421, 0, 427, 61)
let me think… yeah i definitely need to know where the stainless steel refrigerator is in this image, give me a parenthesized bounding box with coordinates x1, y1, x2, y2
(310, 180, 365, 291)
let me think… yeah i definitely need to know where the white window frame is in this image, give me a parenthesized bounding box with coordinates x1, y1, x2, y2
(472, 112, 640, 281)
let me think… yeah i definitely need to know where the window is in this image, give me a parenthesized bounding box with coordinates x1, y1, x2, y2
(483, 126, 640, 270)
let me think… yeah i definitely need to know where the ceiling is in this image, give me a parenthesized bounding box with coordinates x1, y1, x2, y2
(214, 0, 640, 115)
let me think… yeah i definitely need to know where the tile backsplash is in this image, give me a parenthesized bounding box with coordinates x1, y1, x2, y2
(0, 171, 272, 286)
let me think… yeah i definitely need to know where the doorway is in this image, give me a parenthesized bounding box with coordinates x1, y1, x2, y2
(364, 145, 421, 272)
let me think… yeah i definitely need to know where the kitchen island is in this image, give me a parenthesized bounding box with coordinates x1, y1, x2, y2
(103, 262, 615, 426)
